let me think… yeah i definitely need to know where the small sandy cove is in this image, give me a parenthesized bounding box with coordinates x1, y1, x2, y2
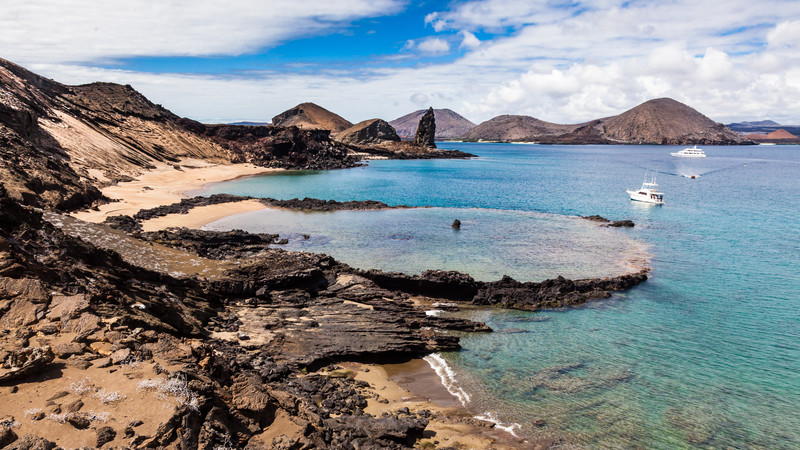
(73, 159, 274, 229)
(344, 361, 536, 449)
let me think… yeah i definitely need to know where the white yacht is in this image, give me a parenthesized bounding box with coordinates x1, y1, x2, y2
(671, 145, 706, 158)
(627, 172, 664, 204)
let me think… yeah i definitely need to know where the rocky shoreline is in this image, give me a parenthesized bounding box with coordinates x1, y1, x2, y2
(0, 57, 654, 449)
(0, 181, 648, 448)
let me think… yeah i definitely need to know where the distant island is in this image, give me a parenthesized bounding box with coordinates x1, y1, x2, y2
(726, 121, 800, 144)
(459, 98, 750, 145)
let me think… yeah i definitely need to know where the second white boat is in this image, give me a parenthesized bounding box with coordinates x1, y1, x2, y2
(671, 145, 706, 158)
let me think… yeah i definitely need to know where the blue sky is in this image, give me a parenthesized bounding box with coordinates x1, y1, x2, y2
(2, 1, 800, 124)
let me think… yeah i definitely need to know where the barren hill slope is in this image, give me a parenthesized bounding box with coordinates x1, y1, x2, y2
(0, 58, 362, 210)
(463, 98, 747, 145)
(599, 98, 746, 144)
(462, 115, 576, 141)
(390, 109, 475, 139)
(271, 102, 353, 133)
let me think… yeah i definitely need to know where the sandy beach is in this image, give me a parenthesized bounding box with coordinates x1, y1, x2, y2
(345, 360, 537, 449)
(72, 158, 275, 227)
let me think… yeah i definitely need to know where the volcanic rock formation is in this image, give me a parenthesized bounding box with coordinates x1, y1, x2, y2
(334, 118, 401, 145)
(414, 107, 436, 148)
(389, 108, 476, 139)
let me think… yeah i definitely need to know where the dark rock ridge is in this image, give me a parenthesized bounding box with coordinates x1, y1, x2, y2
(332, 116, 476, 160)
(271, 102, 354, 133)
(104, 194, 405, 229)
(180, 121, 361, 170)
(462, 98, 751, 145)
(389, 108, 476, 139)
(356, 269, 648, 311)
(139, 228, 281, 259)
(334, 118, 401, 145)
(414, 107, 437, 148)
(342, 140, 477, 160)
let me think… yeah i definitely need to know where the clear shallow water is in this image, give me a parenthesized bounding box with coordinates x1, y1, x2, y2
(206, 207, 646, 282)
(200, 143, 800, 448)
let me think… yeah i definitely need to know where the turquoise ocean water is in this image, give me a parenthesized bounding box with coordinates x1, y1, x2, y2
(199, 144, 800, 448)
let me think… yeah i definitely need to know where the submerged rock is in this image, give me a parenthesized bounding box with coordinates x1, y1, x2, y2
(606, 220, 635, 228)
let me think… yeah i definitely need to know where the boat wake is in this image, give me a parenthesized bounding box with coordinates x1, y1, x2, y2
(423, 353, 471, 406)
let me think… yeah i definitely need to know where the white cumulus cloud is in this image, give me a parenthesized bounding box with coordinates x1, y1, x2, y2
(416, 38, 451, 55)
(460, 31, 481, 49)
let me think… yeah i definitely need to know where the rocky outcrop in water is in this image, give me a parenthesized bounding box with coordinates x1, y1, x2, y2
(581, 215, 635, 227)
(357, 268, 648, 312)
(414, 107, 437, 149)
(389, 108, 476, 139)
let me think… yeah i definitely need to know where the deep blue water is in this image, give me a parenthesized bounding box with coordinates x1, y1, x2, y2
(200, 143, 800, 448)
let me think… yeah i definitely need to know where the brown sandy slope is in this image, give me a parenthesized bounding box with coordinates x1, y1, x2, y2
(0, 58, 361, 211)
(0, 58, 230, 182)
(271, 102, 354, 133)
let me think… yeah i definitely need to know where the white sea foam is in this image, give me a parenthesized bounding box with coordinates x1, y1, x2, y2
(423, 353, 471, 406)
(474, 411, 523, 438)
(425, 309, 443, 316)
